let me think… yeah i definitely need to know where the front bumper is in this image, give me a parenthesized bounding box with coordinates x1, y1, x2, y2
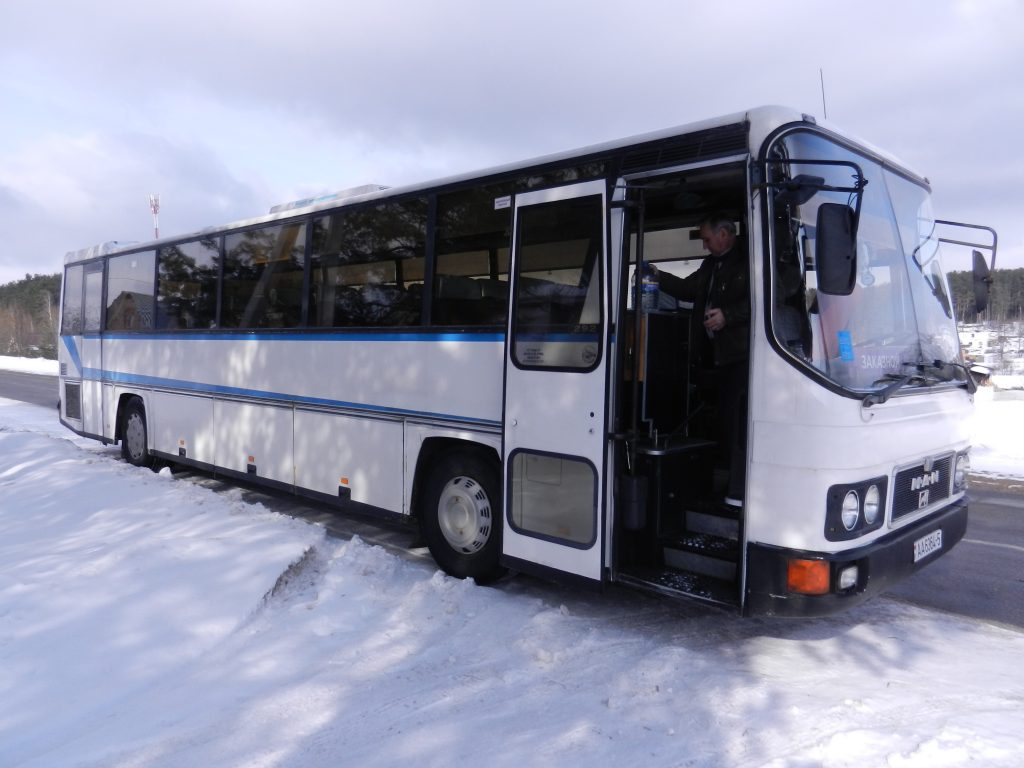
(744, 498, 968, 617)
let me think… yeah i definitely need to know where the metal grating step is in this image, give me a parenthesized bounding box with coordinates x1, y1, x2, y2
(617, 567, 739, 609)
(686, 505, 741, 540)
(663, 533, 739, 582)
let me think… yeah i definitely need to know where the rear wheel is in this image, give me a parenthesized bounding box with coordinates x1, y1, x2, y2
(121, 398, 152, 468)
(420, 451, 506, 584)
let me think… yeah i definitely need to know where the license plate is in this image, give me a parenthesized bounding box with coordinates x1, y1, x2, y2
(913, 529, 943, 563)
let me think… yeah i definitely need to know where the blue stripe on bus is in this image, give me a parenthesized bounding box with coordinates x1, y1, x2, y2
(82, 367, 502, 428)
(93, 331, 506, 343)
(60, 335, 83, 374)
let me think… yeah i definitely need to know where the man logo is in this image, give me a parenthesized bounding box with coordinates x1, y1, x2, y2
(911, 470, 941, 491)
(918, 489, 930, 509)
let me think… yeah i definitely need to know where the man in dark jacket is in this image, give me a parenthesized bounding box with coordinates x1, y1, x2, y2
(656, 214, 750, 505)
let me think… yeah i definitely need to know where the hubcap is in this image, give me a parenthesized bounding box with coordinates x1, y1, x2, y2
(125, 413, 146, 460)
(437, 476, 492, 553)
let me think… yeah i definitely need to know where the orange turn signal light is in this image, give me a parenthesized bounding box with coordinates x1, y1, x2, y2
(787, 559, 830, 595)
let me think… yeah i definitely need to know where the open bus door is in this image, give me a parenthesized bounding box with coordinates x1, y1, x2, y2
(501, 179, 611, 582)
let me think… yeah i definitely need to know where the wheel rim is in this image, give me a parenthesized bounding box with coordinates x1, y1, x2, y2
(125, 412, 146, 461)
(437, 475, 492, 554)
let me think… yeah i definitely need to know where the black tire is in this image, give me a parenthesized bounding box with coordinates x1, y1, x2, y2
(120, 398, 152, 468)
(420, 451, 506, 584)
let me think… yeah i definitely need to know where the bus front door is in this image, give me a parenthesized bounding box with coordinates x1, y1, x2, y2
(502, 179, 610, 583)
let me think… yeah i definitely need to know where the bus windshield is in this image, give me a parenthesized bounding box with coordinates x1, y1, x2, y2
(767, 130, 964, 392)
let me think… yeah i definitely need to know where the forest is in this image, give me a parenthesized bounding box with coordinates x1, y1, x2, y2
(0, 273, 61, 359)
(948, 267, 1024, 323)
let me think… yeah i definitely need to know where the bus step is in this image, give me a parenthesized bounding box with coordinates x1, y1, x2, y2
(686, 504, 741, 540)
(617, 568, 739, 609)
(662, 533, 739, 583)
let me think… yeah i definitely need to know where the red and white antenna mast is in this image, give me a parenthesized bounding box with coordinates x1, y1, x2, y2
(148, 194, 161, 239)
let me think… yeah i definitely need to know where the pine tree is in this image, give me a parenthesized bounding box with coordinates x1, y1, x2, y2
(0, 273, 63, 358)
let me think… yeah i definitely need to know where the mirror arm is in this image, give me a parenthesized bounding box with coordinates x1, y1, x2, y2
(936, 220, 998, 271)
(761, 158, 868, 241)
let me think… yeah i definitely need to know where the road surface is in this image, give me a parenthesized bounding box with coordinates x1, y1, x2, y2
(887, 479, 1024, 629)
(0, 370, 57, 409)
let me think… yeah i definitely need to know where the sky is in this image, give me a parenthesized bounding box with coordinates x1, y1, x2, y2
(0, 361, 1022, 766)
(1, 0, 1022, 286)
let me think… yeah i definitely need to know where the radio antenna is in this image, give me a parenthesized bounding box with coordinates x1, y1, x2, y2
(148, 194, 161, 239)
(819, 68, 828, 120)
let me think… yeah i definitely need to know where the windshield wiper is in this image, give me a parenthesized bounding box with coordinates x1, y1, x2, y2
(863, 360, 975, 407)
(862, 372, 922, 407)
(920, 358, 978, 394)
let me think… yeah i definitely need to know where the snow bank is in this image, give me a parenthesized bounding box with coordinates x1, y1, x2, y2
(971, 387, 1024, 478)
(1, 398, 1023, 767)
(991, 373, 1024, 390)
(0, 355, 59, 375)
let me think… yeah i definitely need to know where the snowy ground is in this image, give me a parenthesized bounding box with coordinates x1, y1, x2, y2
(1, 359, 1023, 767)
(0, 355, 58, 375)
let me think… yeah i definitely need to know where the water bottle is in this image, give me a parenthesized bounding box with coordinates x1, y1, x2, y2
(640, 262, 659, 312)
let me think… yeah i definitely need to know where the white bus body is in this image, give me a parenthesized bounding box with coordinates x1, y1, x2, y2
(58, 106, 993, 616)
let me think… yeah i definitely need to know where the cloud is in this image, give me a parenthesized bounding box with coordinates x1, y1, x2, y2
(0, 131, 262, 283)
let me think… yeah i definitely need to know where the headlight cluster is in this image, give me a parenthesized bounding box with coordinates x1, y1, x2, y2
(825, 477, 888, 541)
(953, 451, 970, 491)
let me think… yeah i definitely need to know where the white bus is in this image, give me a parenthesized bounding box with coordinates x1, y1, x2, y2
(58, 106, 996, 617)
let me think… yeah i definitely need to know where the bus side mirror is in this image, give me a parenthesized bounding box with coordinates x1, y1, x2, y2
(773, 174, 826, 206)
(816, 202, 857, 296)
(973, 249, 992, 313)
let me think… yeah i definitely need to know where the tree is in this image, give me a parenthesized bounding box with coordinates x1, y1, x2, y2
(0, 273, 62, 358)
(948, 268, 1024, 324)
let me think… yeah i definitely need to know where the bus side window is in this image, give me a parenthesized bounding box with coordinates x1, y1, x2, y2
(61, 264, 84, 335)
(106, 251, 155, 331)
(157, 239, 220, 330)
(309, 198, 427, 328)
(433, 183, 512, 327)
(223, 223, 305, 329)
(83, 263, 104, 333)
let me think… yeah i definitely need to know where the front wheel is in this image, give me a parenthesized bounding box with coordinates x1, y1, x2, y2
(121, 398, 152, 468)
(420, 451, 506, 584)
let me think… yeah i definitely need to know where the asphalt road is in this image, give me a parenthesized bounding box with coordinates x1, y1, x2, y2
(886, 480, 1024, 629)
(0, 370, 58, 409)
(3, 371, 1021, 627)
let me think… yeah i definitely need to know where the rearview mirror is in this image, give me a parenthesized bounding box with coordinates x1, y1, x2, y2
(773, 174, 826, 207)
(972, 249, 992, 313)
(816, 203, 857, 296)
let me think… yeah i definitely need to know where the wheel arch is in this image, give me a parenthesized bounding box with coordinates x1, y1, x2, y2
(114, 391, 148, 444)
(409, 435, 501, 521)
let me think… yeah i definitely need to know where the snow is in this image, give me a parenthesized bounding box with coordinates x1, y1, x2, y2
(991, 373, 1024, 391)
(1, 362, 1023, 767)
(0, 355, 59, 375)
(971, 387, 1024, 480)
